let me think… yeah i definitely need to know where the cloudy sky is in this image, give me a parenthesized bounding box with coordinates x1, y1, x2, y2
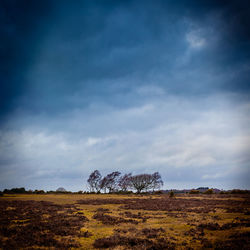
(1, 0, 250, 191)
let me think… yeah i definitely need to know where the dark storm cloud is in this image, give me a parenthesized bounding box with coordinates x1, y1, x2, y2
(0, 0, 53, 118)
(1, 0, 249, 118)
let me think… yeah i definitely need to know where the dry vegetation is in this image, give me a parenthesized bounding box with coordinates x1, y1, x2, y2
(0, 193, 249, 249)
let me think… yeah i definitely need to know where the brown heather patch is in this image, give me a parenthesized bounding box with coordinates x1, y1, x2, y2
(77, 198, 138, 205)
(198, 220, 250, 231)
(213, 231, 250, 249)
(92, 210, 139, 225)
(120, 196, 250, 213)
(93, 233, 176, 249)
(0, 200, 88, 248)
(113, 226, 165, 238)
(77, 195, 250, 213)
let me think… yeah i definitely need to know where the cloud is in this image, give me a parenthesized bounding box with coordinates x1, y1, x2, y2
(136, 85, 165, 96)
(0, 93, 249, 191)
(186, 30, 206, 49)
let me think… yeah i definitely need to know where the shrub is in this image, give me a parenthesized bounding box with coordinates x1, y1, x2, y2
(219, 191, 227, 194)
(204, 189, 213, 194)
(230, 189, 250, 194)
(34, 190, 45, 194)
(154, 190, 164, 195)
(169, 191, 175, 198)
(189, 189, 200, 194)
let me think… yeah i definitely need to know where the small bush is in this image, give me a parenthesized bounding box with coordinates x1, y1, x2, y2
(154, 190, 163, 195)
(204, 189, 213, 194)
(34, 190, 45, 194)
(169, 191, 175, 197)
(230, 189, 250, 194)
(189, 189, 200, 194)
(219, 191, 227, 194)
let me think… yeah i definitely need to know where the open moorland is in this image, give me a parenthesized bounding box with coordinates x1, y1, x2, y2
(0, 193, 250, 249)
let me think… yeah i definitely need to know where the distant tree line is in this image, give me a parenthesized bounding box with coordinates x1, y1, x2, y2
(1, 188, 71, 195)
(2, 188, 46, 194)
(1, 186, 249, 196)
(87, 170, 163, 194)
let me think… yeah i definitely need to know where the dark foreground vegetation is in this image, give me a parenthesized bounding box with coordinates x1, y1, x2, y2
(0, 200, 88, 248)
(0, 192, 250, 249)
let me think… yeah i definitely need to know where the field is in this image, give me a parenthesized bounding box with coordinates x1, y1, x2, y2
(0, 193, 250, 249)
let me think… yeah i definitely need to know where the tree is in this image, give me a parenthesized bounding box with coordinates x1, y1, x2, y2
(100, 176, 109, 193)
(100, 171, 121, 193)
(130, 172, 163, 193)
(56, 187, 66, 192)
(86, 170, 163, 194)
(151, 172, 163, 191)
(87, 170, 102, 192)
(130, 174, 152, 193)
(118, 173, 132, 192)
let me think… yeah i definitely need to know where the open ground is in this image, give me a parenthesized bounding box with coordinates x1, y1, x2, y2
(0, 193, 250, 249)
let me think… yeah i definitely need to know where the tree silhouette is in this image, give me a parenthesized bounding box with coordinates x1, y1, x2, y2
(100, 171, 121, 193)
(118, 173, 132, 192)
(87, 170, 102, 192)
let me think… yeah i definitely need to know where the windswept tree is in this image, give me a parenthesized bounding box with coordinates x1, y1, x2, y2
(151, 172, 163, 191)
(87, 170, 102, 192)
(87, 170, 163, 194)
(130, 172, 163, 193)
(118, 173, 132, 192)
(100, 171, 121, 193)
(130, 174, 152, 193)
(100, 176, 109, 193)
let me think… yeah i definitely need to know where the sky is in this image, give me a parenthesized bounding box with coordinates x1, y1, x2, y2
(0, 0, 250, 191)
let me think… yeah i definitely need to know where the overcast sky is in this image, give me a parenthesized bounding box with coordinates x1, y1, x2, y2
(1, 0, 250, 191)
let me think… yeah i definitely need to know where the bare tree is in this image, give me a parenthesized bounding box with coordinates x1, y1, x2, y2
(87, 170, 102, 192)
(118, 173, 132, 192)
(130, 172, 163, 193)
(151, 172, 163, 191)
(101, 171, 121, 193)
(130, 174, 152, 193)
(100, 176, 108, 193)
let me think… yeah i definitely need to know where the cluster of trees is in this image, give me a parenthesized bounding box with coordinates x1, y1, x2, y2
(3, 188, 26, 194)
(189, 189, 214, 194)
(1, 188, 46, 194)
(1, 188, 84, 195)
(87, 170, 163, 194)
